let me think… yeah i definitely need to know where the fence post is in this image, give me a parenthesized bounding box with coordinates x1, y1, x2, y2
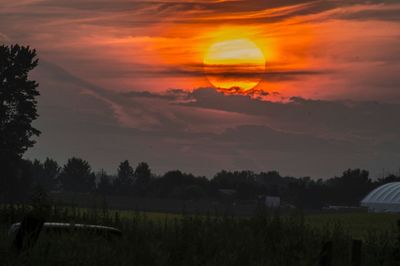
(351, 239, 362, 266)
(13, 212, 44, 253)
(319, 240, 333, 266)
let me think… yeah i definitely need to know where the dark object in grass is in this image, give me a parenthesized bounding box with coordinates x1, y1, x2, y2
(351, 239, 362, 266)
(12, 213, 44, 253)
(9, 222, 122, 242)
(319, 240, 332, 266)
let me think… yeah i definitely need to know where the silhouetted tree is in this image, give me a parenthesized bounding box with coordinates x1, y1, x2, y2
(97, 169, 113, 195)
(6, 159, 35, 201)
(376, 174, 400, 186)
(113, 160, 134, 195)
(179, 185, 206, 200)
(133, 162, 151, 196)
(0, 45, 40, 200)
(150, 170, 210, 199)
(59, 157, 95, 193)
(151, 170, 186, 197)
(326, 169, 372, 205)
(30, 159, 44, 186)
(212, 170, 261, 200)
(256, 171, 283, 196)
(282, 176, 311, 208)
(30, 158, 60, 191)
(42, 158, 61, 191)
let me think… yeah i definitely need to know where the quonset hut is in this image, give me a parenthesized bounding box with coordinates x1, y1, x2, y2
(361, 182, 400, 213)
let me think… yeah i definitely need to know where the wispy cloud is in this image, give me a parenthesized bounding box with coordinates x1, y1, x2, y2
(2, 0, 400, 177)
(27, 61, 400, 178)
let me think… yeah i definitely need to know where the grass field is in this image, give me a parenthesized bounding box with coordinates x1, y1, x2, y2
(124, 211, 400, 239)
(3, 203, 400, 230)
(2, 205, 400, 265)
(118, 209, 400, 239)
(3, 203, 400, 236)
(306, 212, 400, 238)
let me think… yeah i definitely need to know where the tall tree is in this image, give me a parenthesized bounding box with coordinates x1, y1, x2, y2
(41, 158, 61, 191)
(30, 159, 44, 186)
(30, 158, 60, 191)
(0, 45, 40, 199)
(133, 162, 151, 196)
(97, 169, 112, 195)
(326, 169, 372, 205)
(59, 157, 95, 193)
(211, 170, 260, 200)
(113, 160, 134, 195)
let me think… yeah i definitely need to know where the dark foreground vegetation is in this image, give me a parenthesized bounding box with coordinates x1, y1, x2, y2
(1, 204, 400, 266)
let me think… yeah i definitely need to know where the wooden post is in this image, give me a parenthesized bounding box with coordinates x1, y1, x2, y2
(351, 239, 362, 266)
(319, 241, 333, 266)
(13, 213, 44, 253)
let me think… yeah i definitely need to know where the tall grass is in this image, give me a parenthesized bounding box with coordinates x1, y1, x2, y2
(1, 205, 400, 266)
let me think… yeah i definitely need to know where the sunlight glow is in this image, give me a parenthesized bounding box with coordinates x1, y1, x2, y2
(203, 38, 266, 91)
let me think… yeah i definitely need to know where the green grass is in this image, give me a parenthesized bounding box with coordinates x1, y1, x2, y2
(3, 203, 400, 237)
(306, 212, 400, 238)
(2, 205, 400, 265)
(77, 209, 400, 240)
(115, 209, 400, 239)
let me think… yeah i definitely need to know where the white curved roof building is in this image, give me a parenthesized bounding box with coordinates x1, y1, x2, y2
(361, 182, 400, 212)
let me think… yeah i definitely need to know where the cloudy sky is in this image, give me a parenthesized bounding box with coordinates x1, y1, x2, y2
(1, 0, 400, 178)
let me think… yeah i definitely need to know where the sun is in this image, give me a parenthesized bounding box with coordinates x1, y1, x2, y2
(203, 38, 266, 91)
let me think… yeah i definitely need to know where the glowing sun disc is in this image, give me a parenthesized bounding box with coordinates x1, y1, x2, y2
(203, 38, 266, 91)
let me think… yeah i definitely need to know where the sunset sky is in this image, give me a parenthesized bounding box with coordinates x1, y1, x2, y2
(1, 0, 400, 178)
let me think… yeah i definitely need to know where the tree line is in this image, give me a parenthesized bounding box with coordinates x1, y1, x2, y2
(5, 156, 399, 209)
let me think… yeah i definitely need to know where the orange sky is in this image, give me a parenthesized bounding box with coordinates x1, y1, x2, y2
(2, 0, 399, 102)
(2, 0, 400, 177)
